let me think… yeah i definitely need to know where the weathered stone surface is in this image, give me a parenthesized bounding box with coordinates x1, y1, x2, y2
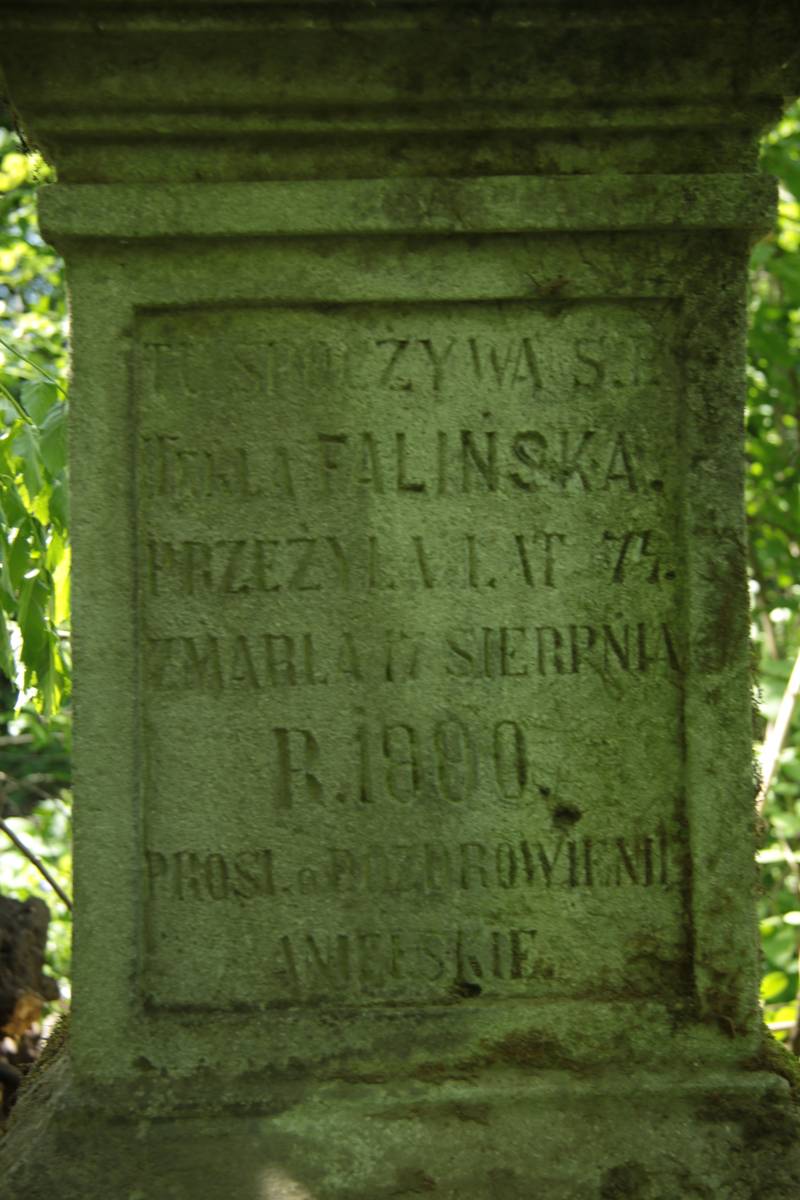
(2, 2, 800, 1196)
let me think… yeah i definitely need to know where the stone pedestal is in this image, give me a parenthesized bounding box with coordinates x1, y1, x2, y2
(2, 4, 800, 1197)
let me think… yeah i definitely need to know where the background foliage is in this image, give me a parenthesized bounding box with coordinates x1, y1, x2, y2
(751, 102, 800, 1039)
(0, 107, 799, 1028)
(0, 126, 71, 995)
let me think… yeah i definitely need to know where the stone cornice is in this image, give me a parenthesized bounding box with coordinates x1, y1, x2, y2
(38, 173, 776, 241)
(2, 2, 798, 182)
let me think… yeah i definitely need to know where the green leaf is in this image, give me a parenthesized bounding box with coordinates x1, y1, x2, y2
(6, 527, 31, 593)
(0, 485, 27, 527)
(10, 424, 44, 498)
(45, 530, 65, 573)
(761, 970, 791, 1002)
(49, 476, 69, 532)
(39, 402, 66, 477)
(21, 380, 59, 425)
(53, 554, 70, 627)
(37, 641, 64, 716)
(0, 606, 15, 681)
(0, 378, 32, 424)
(0, 528, 16, 610)
(763, 926, 798, 971)
(17, 572, 50, 689)
(31, 483, 50, 526)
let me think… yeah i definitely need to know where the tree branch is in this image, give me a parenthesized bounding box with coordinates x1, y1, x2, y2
(0, 818, 72, 911)
(757, 641, 800, 813)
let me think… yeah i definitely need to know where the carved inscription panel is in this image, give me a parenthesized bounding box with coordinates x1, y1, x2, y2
(135, 301, 687, 1010)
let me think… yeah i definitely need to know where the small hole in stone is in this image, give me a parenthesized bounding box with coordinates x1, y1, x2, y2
(552, 803, 582, 829)
(452, 979, 482, 998)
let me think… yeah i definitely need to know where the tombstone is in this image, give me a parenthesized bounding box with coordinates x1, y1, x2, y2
(2, 4, 800, 1198)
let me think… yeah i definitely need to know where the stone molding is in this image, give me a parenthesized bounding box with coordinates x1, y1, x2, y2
(3, 2, 799, 183)
(39, 173, 776, 239)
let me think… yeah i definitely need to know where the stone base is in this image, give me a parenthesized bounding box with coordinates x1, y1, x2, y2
(4, 1055, 800, 1200)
